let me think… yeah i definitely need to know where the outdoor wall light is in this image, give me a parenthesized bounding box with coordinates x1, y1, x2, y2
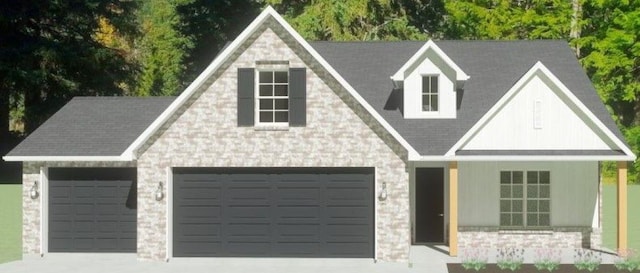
(378, 182, 388, 201)
(29, 181, 39, 199)
(155, 181, 165, 201)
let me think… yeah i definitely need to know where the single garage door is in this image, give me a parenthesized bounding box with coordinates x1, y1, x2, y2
(49, 168, 137, 252)
(173, 168, 374, 258)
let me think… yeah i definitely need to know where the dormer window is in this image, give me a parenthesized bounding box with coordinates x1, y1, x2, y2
(391, 40, 468, 119)
(422, 75, 439, 112)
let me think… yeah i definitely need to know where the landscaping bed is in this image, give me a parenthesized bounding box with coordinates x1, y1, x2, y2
(447, 264, 637, 273)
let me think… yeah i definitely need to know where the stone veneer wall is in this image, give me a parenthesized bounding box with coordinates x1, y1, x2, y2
(135, 21, 410, 262)
(22, 161, 135, 255)
(458, 227, 596, 249)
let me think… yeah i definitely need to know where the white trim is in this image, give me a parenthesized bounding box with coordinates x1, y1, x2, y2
(2, 155, 131, 162)
(391, 40, 470, 83)
(166, 167, 173, 262)
(120, 6, 420, 160)
(255, 68, 290, 126)
(40, 167, 49, 256)
(373, 167, 378, 261)
(445, 61, 636, 160)
(410, 155, 636, 162)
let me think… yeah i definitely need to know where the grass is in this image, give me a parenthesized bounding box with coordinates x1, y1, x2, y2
(603, 184, 640, 252)
(0, 184, 21, 264)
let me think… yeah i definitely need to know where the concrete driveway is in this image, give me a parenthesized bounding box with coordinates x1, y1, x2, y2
(0, 250, 454, 273)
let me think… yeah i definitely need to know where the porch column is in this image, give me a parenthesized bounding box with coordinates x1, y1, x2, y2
(617, 161, 628, 253)
(449, 161, 458, 256)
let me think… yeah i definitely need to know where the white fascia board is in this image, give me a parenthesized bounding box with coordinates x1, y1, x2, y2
(123, 6, 420, 160)
(411, 155, 636, 162)
(2, 155, 131, 162)
(391, 40, 470, 82)
(445, 61, 636, 160)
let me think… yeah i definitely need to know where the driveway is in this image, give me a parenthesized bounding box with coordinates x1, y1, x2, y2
(0, 249, 453, 273)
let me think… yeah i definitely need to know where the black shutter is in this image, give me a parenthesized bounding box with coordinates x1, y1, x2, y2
(289, 68, 306, 126)
(237, 68, 255, 126)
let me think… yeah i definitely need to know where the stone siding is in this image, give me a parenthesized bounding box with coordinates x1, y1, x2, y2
(458, 227, 595, 249)
(136, 24, 409, 262)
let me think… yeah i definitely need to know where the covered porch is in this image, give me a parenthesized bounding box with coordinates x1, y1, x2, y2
(410, 160, 630, 257)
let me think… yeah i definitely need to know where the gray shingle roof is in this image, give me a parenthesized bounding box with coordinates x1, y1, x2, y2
(6, 40, 627, 158)
(309, 40, 628, 155)
(6, 97, 175, 157)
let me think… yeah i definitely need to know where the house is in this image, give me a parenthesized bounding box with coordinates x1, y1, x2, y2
(3, 7, 635, 263)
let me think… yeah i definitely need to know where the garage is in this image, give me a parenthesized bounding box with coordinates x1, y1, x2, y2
(173, 168, 374, 258)
(48, 168, 137, 252)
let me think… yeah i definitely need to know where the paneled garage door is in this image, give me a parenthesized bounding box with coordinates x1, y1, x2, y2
(49, 168, 137, 252)
(173, 168, 374, 258)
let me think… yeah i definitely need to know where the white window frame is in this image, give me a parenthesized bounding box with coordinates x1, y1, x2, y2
(255, 69, 289, 127)
(421, 74, 439, 112)
(499, 170, 551, 229)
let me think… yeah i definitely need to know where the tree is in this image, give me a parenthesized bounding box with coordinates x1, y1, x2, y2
(0, 0, 137, 137)
(267, 0, 427, 41)
(443, 0, 573, 39)
(578, 0, 640, 182)
(136, 0, 194, 96)
(176, 0, 262, 82)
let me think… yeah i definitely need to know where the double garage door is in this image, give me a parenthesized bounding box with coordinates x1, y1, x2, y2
(173, 168, 374, 258)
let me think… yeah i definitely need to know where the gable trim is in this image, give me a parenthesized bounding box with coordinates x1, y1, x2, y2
(444, 61, 635, 160)
(391, 40, 470, 83)
(122, 6, 419, 160)
(410, 154, 636, 162)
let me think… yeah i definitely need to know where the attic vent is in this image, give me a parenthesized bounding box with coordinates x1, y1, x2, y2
(534, 100, 542, 129)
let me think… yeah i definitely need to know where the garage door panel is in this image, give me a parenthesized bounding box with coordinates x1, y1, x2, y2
(276, 224, 321, 237)
(179, 223, 222, 236)
(173, 168, 373, 258)
(49, 167, 137, 253)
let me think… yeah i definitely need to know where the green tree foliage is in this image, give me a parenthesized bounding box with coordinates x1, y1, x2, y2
(267, 0, 427, 41)
(136, 0, 194, 96)
(443, 0, 573, 39)
(579, 0, 640, 128)
(578, 0, 640, 182)
(177, 0, 262, 81)
(0, 0, 137, 137)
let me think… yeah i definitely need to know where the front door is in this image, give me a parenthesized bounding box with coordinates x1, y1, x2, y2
(415, 167, 445, 243)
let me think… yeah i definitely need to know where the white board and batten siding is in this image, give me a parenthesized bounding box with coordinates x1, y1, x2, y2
(403, 49, 457, 119)
(458, 161, 598, 227)
(461, 72, 615, 150)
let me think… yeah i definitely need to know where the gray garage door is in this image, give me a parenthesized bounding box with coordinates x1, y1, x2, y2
(173, 168, 374, 258)
(49, 168, 137, 252)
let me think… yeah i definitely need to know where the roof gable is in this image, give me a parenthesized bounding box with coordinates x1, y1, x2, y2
(391, 40, 469, 85)
(312, 40, 632, 159)
(447, 61, 635, 159)
(123, 6, 419, 160)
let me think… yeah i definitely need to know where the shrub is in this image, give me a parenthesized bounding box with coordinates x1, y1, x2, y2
(461, 248, 488, 271)
(614, 248, 640, 271)
(496, 247, 524, 271)
(533, 248, 561, 272)
(574, 248, 602, 272)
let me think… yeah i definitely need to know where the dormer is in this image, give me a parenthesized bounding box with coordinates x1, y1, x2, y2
(391, 40, 469, 119)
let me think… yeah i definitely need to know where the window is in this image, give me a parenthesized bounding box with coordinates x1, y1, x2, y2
(421, 75, 438, 112)
(258, 70, 289, 124)
(500, 170, 550, 228)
